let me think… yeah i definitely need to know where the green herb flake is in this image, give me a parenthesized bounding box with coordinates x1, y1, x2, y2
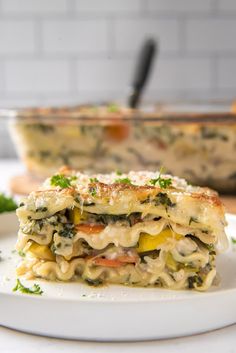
(18, 250, 26, 257)
(107, 103, 119, 113)
(155, 193, 175, 208)
(140, 196, 151, 204)
(114, 177, 132, 185)
(89, 186, 97, 197)
(13, 279, 43, 295)
(85, 278, 103, 286)
(206, 244, 216, 255)
(50, 174, 77, 189)
(59, 223, 75, 239)
(115, 170, 122, 176)
(0, 193, 18, 214)
(89, 177, 99, 183)
(35, 207, 48, 213)
(51, 175, 71, 188)
(188, 275, 203, 289)
(189, 217, 199, 226)
(149, 167, 172, 189)
(231, 238, 236, 244)
(74, 195, 82, 204)
(202, 230, 209, 234)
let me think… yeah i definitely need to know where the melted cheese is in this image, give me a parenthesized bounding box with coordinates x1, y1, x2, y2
(16, 236, 216, 291)
(15, 169, 227, 291)
(54, 219, 167, 256)
(16, 168, 228, 253)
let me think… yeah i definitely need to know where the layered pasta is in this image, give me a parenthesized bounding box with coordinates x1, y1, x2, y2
(16, 167, 228, 291)
(10, 103, 236, 193)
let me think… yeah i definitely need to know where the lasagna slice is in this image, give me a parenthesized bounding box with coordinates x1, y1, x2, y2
(16, 167, 228, 291)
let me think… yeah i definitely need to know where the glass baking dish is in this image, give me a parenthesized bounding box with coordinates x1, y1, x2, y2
(3, 101, 236, 194)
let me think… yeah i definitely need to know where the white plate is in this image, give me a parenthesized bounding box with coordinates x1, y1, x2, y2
(0, 213, 236, 341)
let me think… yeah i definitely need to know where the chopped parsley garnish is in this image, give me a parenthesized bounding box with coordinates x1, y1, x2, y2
(149, 168, 172, 189)
(51, 175, 70, 188)
(188, 275, 203, 289)
(89, 177, 99, 183)
(115, 177, 132, 184)
(150, 177, 172, 188)
(155, 193, 175, 208)
(89, 186, 97, 197)
(107, 103, 119, 113)
(0, 193, 18, 213)
(59, 223, 75, 239)
(115, 170, 122, 176)
(205, 244, 215, 253)
(18, 250, 26, 257)
(50, 174, 77, 188)
(189, 217, 199, 226)
(13, 279, 43, 295)
(231, 238, 236, 244)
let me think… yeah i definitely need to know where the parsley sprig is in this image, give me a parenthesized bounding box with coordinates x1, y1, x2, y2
(115, 170, 122, 176)
(149, 168, 172, 189)
(13, 279, 43, 295)
(89, 177, 99, 183)
(89, 186, 97, 197)
(115, 177, 132, 184)
(231, 238, 236, 245)
(50, 174, 77, 189)
(0, 193, 18, 213)
(189, 217, 199, 226)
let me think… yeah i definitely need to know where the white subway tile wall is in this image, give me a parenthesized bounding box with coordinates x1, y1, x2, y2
(76, 58, 133, 91)
(42, 20, 108, 54)
(218, 57, 236, 89)
(6, 60, 71, 93)
(149, 58, 212, 91)
(186, 19, 236, 53)
(0, 20, 35, 54)
(75, 0, 142, 14)
(114, 18, 180, 54)
(1, 0, 69, 14)
(0, 0, 236, 157)
(147, 0, 214, 13)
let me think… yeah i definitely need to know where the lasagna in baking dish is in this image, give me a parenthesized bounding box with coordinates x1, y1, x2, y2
(16, 167, 228, 291)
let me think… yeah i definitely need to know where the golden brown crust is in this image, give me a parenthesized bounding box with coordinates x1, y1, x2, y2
(90, 181, 158, 199)
(84, 181, 223, 210)
(58, 165, 73, 175)
(39, 168, 225, 216)
(191, 192, 223, 207)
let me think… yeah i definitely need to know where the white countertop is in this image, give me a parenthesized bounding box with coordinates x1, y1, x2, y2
(0, 160, 236, 353)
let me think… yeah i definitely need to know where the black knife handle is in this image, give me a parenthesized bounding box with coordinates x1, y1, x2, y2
(128, 38, 157, 109)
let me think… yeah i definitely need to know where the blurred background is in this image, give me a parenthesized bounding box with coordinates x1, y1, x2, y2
(1, 0, 236, 157)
